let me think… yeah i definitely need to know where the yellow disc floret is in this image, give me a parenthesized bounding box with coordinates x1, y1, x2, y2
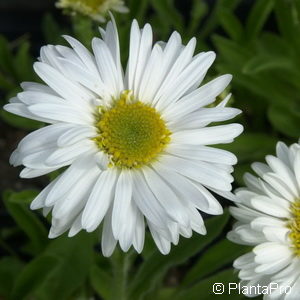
(289, 199, 300, 256)
(56, 0, 128, 21)
(93, 91, 171, 169)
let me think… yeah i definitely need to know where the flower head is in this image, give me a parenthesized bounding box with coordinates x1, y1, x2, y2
(5, 17, 243, 256)
(56, 0, 128, 22)
(228, 141, 300, 299)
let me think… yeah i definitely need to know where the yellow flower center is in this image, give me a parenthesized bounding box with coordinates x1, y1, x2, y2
(57, 0, 108, 16)
(93, 91, 171, 169)
(289, 199, 300, 256)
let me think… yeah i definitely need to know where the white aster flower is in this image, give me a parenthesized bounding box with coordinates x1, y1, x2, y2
(4, 18, 243, 256)
(228, 141, 300, 299)
(56, 0, 128, 22)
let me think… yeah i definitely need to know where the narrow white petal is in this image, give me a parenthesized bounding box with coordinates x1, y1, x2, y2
(169, 107, 241, 130)
(112, 170, 133, 239)
(126, 20, 141, 90)
(171, 124, 243, 145)
(63, 35, 99, 76)
(166, 144, 237, 165)
(101, 206, 117, 257)
(159, 154, 233, 191)
(163, 74, 232, 121)
(142, 166, 190, 227)
(82, 169, 118, 231)
(33, 62, 93, 105)
(92, 37, 121, 97)
(156, 52, 216, 112)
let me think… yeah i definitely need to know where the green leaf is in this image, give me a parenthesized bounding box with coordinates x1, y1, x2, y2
(3, 190, 48, 255)
(268, 104, 300, 138)
(174, 269, 243, 300)
(0, 35, 15, 76)
(11, 255, 59, 300)
(246, 0, 274, 39)
(212, 35, 251, 66)
(128, 211, 230, 300)
(0, 71, 15, 92)
(6, 190, 39, 205)
(42, 14, 65, 45)
(0, 257, 23, 299)
(182, 240, 250, 287)
(14, 41, 35, 82)
(218, 9, 243, 41)
(35, 232, 94, 300)
(199, 0, 241, 39)
(90, 265, 113, 300)
(219, 133, 278, 163)
(129, 0, 149, 22)
(187, 0, 208, 36)
(275, 0, 300, 52)
(258, 32, 291, 56)
(151, 0, 184, 33)
(242, 55, 292, 74)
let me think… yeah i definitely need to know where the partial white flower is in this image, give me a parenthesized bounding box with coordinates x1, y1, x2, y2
(228, 141, 300, 299)
(56, 0, 128, 22)
(5, 17, 243, 256)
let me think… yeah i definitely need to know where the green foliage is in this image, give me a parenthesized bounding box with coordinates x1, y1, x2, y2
(3, 190, 48, 255)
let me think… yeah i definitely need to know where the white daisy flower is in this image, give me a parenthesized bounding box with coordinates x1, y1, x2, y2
(56, 0, 128, 22)
(228, 141, 300, 299)
(4, 18, 243, 256)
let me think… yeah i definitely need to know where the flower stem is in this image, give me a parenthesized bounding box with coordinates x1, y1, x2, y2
(110, 249, 134, 300)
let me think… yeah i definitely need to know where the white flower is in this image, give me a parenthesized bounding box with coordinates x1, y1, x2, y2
(228, 141, 300, 299)
(56, 0, 128, 22)
(4, 18, 243, 256)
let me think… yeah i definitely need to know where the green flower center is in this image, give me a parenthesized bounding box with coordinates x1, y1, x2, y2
(93, 91, 171, 169)
(289, 199, 300, 256)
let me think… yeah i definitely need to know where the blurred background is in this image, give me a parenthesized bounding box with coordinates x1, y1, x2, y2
(1, 0, 300, 299)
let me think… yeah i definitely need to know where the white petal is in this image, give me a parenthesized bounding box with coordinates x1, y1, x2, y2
(82, 169, 118, 231)
(132, 170, 170, 230)
(63, 35, 99, 76)
(171, 124, 243, 145)
(148, 222, 171, 255)
(133, 209, 145, 253)
(163, 74, 232, 121)
(158, 154, 233, 191)
(112, 170, 133, 239)
(92, 37, 122, 97)
(266, 155, 299, 195)
(45, 140, 95, 166)
(33, 62, 93, 106)
(156, 52, 216, 112)
(166, 144, 237, 165)
(250, 195, 290, 218)
(101, 206, 117, 257)
(126, 20, 141, 90)
(151, 162, 210, 211)
(142, 166, 190, 227)
(56, 126, 96, 147)
(51, 166, 99, 220)
(132, 24, 153, 95)
(4, 103, 53, 123)
(28, 103, 93, 125)
(152, 37, 196, 108)
(170, 107, 241, 130)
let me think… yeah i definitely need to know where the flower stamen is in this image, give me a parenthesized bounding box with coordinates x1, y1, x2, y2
(289, 199, 300, 256)
(93, 90, 171, 168)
